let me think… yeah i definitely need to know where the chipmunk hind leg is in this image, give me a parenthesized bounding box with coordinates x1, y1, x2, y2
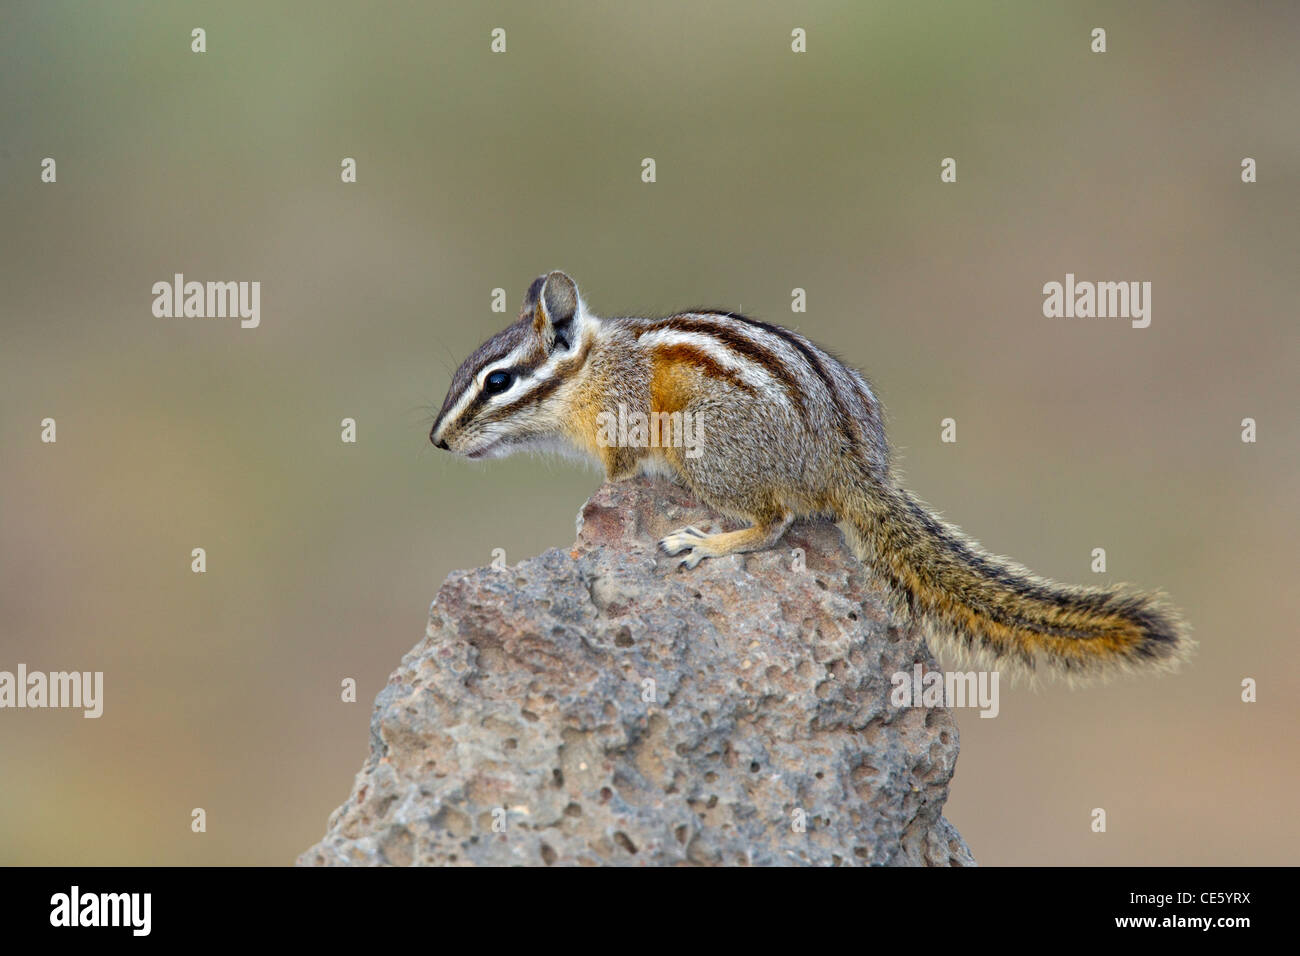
(655, 394, 803, 568)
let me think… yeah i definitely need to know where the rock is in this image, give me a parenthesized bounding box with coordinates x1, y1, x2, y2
(297, 476, 974, 867)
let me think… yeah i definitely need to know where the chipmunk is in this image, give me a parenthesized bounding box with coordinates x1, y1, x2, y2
(430, 271, 1190, 680)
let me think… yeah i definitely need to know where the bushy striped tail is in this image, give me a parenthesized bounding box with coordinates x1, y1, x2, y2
(838, 484, 1191, 680)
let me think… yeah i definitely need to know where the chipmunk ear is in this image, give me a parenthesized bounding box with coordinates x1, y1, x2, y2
(519, 275, 546, 318)
(533, 271, 579, 347)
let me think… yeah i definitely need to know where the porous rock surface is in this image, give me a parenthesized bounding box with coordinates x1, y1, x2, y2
(298, 476, 974, 866)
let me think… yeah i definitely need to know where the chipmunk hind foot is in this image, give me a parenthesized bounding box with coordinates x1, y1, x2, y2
(659, 511, 794, 570)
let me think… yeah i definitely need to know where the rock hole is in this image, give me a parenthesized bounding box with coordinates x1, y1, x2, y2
(613, 832, 638, 854)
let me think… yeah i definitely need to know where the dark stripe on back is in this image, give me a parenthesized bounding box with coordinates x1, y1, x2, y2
(637, 316, 811, 421)
(705, 311, 868, 453)
(651, 342, 757, 394)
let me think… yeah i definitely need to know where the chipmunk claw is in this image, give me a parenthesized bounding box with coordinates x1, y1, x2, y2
(673, 550, 705, 570)
(660, 526, 711, 569)
(659, 526, 707, 555)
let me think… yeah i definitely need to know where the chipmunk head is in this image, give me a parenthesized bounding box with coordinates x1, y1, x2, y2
(430, 270, 594, 460)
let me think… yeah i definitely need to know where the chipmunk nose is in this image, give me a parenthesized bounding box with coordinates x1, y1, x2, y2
(430, 425, 449, 450)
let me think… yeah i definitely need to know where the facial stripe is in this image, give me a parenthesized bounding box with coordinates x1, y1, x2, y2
(432, 293, 596, 449)
(475, 341, 536, 389)
(478, 336, 594, 426)
(437, 340, 535, 435)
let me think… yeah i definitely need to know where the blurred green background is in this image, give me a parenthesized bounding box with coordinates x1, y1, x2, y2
(1, 1, 1296, 865)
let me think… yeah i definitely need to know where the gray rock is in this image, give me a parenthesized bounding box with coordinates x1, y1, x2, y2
(298, 476, 974, 866)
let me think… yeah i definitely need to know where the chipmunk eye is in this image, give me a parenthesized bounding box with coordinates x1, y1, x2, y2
(483, 370, 514, 395)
